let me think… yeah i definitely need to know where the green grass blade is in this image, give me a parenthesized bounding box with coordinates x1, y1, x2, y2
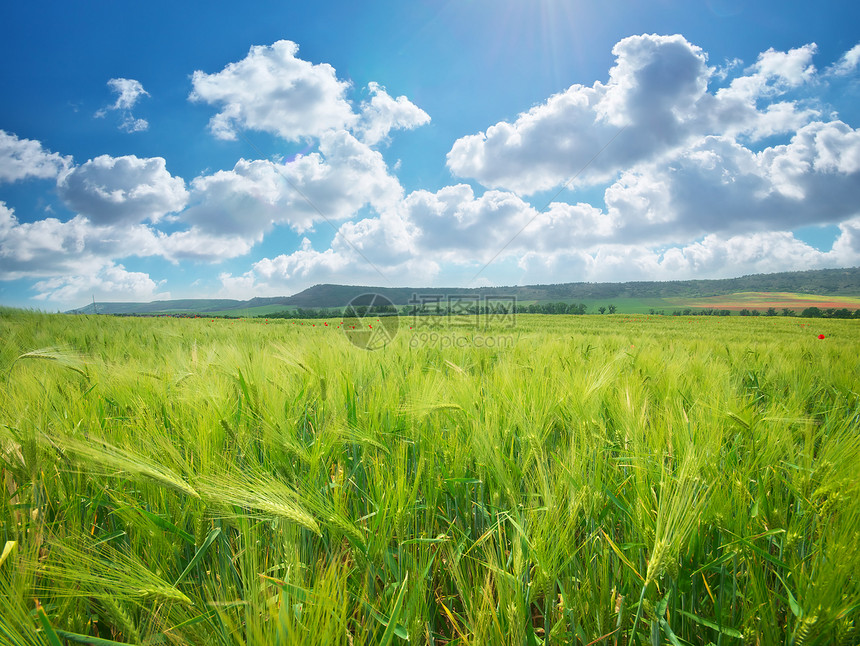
(379, 572, 409, 646)
(174, 527, 221, 585)
(36, 608, 64, 646)
(55, 629, 143, 645)
(675, 610, 743, 638)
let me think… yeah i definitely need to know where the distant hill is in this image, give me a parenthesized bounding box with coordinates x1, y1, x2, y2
(67, 267, 860, 314)
(68, 296, 293, 315)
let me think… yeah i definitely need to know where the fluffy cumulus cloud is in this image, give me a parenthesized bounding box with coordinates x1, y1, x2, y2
(831, 216, 860, 259)
(189, 40, 357, 141)
(57, 155, 188, 225)
(422, 35, 860, 283)
(0, 198, 259, 287)
(446, 35, 823, 195)
(32, 263, 168, 306)
(355, 82, 431, 145)
(252, 238, 352, 284)
(603, 120, 860, 244)
(0, 130, 72, 183)
(0, 203, 97, 279)
(515, 230, 856, 286)
(826, 43, 860, 77)
(189, 41, 431, 148)
(214, 181, 619, 295)
(183, 130, 402, 242)
(403, 185, 536, 260)
(703, 44, 821, 139)
(654, 232, 827, 277)
(217, 243, 362, 299)
(217, 237, 439, 299)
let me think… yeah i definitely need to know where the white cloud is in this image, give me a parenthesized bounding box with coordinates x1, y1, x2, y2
(253, 238, 351, 283)
(518, 201, 616, 250)
(57, 155, 188, 225)
(446, 81, 615, 195)
(597, 34, 710, 129)
(189, 40, 356, 141)
(0, 203, 96, 279)
(217, 270, 260, 299)
(218, 238, 439, 299)
(107, 78, 149, 110)
(748, 44, 817, 90)
(830, 216, 860, 261)
(0, 130, 72, 183)
(826, 43, 860, 77)
(647, 232, 827, 278)
(3, 127, 406, 278)
(355, 82, 431, 145)
(183, 159, 296, 236)
(183, 130, 402, 239)
(0, 205, 168, 286)
(703, 44, 820, 139)
(447, 35, 823, 195)
(32, 262, 168, 307)
(601, 121, 860, 243)
(219, 213, 859, 299)
(0, 202, 13, 236)
(96, 78, 150, 132)
(119, 116, 150, 134)
(0, 201, 154, 280)
(131, 226, 257, 262)
(189, 41, 430, 148)
(403, 185, 535, 261)
(515, 230, 857, 286)
(217, 244, 356, 299)
(0, 199, 257, 283)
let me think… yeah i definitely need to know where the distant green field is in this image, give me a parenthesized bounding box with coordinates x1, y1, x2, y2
(86, 290, 860, 318)
(673, 291, 860, 311)
(201, 304, 299, 317)
(519, 292, 860, 314)
(206, 299, 662, 316)
(521, 297, 676, 314)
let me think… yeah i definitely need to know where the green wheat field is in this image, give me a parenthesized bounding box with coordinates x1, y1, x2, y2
(1, 307, 858, 645)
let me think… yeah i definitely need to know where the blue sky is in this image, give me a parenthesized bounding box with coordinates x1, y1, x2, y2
(1, 0, 859, 310)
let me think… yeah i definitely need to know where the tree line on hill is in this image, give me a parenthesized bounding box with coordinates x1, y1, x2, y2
(258, 303, 860, 319)
(737, 306, 857, 318)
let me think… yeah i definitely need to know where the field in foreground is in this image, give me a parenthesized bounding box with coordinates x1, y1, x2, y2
(1, 309, 858, 645)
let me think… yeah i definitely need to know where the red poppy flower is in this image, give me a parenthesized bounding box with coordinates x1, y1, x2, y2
(818, 334, 825, 339)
